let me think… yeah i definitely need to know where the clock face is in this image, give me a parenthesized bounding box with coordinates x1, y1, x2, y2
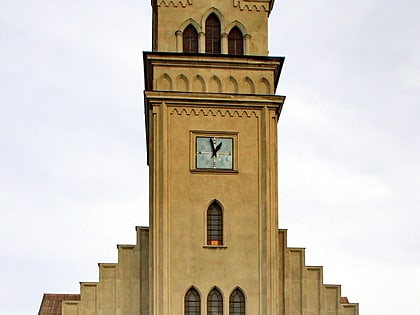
(196, 136, 233, 170)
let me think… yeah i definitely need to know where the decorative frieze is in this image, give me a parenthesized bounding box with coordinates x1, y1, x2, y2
(157, 72, 272, 95)
(233, 0, 272, 13)
(156, 0, 192, 8)
(170, 107, 259, 118)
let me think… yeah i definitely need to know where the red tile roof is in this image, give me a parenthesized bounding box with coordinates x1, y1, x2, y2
(341, 296, 350, 304)
(38, 294, 80, 315)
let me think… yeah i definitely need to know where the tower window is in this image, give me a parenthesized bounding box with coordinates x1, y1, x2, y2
(185, 287, 201, 315)
(205, 13, 221, 54)
(183, 25, 198, 53)
(229, 288, 245, 315)
(207, 288, 223, 315)
(228, 27, 244, 55)
(207, 202, 223, 245)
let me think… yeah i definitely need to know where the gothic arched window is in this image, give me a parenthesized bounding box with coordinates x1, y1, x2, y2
(185, 287, 201, 315)
(228, 27, 244, 55)
(183, 24, 198, 53)
(229, 288, 245, 315)
(205, 13, 221, 54)
(207, 202, 223, 245)
(207, 288, 223, 315)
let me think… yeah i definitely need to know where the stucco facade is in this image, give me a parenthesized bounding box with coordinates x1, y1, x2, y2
(41, 0, 359, 314)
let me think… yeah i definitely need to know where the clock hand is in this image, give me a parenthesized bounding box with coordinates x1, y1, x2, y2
(210, 138, 217, 157)
(215, 143, 222, 155)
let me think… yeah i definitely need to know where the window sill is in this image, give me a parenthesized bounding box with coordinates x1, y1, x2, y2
(203, 245, 227, 249)
(191, 169, 238, 174)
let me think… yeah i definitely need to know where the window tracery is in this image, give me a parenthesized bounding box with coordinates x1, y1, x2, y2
(229, 288, 245, 315)
(207, 288, 223, 315)
(205, 14, 221, 54)
(228, 27, 244, 55)
(183, 24, 199, 53)
(185, 287, 201, 315)
(207, 201, 223, 245)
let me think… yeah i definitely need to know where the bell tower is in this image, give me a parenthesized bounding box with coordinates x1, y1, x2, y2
(144, 0, 284, 314)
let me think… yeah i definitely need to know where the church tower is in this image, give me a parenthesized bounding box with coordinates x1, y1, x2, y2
(144, 0, 284, 314)
(144, 0, 284, 315)
(39, 0, 360, 314)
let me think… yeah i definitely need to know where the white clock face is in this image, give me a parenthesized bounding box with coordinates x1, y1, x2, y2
(196, 137, 233, 170)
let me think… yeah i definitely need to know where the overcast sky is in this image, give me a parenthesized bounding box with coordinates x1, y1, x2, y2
(1, 0, 419, 314)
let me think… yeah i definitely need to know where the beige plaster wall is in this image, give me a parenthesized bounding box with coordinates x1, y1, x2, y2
(166, 106, 262, 314)
(145, 88, 284, 314)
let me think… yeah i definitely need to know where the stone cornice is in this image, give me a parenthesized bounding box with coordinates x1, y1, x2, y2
(144, 90, 285, 110)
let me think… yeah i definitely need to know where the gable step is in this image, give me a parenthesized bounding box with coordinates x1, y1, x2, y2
(279, 229, 358, 315)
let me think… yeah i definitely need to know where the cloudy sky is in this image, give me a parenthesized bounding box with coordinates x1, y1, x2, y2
(1, 0, 419, 314)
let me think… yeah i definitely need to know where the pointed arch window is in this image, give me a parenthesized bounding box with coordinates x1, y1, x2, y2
(208, 288, 223, 315)
(228, 27, 244, 55)
(207, 202, 223, 246)
(229, 288, 245, 315)
(183, 24, 198, 53)
(205, 13, 221, 54)
(185, 287, 201, 315)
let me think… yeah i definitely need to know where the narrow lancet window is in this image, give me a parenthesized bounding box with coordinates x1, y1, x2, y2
(207, 202, 223, 245)
(207, 288, 223, 315)
(183, 24, 198, 53)
(228, 27, 244, 55)
(229, 288, 245, 315)
(185, 287, 201, 315)
(205, 13, 221, 54)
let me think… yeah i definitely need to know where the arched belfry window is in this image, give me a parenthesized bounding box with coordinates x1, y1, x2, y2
(205, 13, 221, 54)
(183, 24, 198, 53)
(185, 287, 201, 315)
(228, 27, 244, 55)
(229, 288, 245, 315)
(207, 288, 223, 315)
(207, 201, 223, 245)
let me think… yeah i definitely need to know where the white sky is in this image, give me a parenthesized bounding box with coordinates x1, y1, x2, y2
(1, 0, 419, 314)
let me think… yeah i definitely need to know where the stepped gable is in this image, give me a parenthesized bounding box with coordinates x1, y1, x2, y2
(55, 228, 358, 315)
(279, 229, 359, 315)
(61, 227, 149, 315)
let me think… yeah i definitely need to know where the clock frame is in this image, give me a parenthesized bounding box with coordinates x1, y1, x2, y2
(191, 131, 238, 172)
